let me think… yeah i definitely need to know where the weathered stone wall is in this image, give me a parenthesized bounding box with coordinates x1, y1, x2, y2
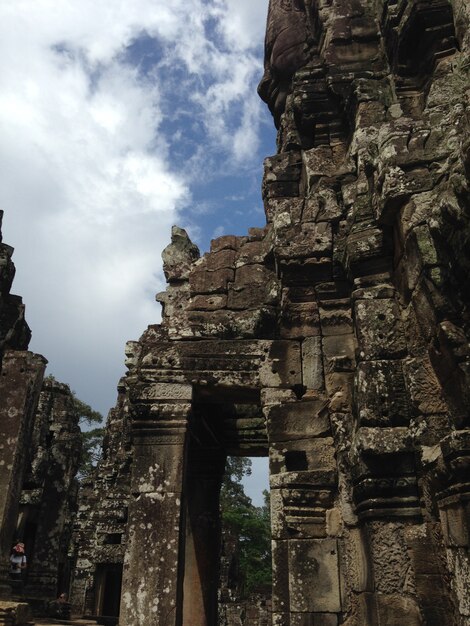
(0, 215, 82, 613)
(0, 210, 31, 367)
(0, 215, 47, 596)
(70, 381, 131, 619)
(18, 377, 82, 611)
(72, 1, 470, 625)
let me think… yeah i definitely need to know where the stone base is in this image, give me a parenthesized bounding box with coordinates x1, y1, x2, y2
(0, 601, 33, 626)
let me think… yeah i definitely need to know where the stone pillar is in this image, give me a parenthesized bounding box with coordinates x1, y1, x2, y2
(119, 383, 192, 626)
(438, 431, 470, 622)
(264, 389, 340, 626)
(0, 350, 46, 595)
(182, 443, 225, 626)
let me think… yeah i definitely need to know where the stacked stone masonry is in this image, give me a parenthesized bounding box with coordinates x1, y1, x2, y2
(71, 1, 470, 625)
(0, 215, 82, 621)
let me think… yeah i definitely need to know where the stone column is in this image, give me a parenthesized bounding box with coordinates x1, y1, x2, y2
(0, 350, 46, 595)
(438, 431, 470, 622)
(182, 443, 225, 626)
(119, 383, 192, 626)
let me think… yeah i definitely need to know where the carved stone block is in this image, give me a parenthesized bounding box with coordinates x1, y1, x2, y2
(355, 360, 410, 427)
(302, 337, 325, 389)
(227, 264, 279, 309)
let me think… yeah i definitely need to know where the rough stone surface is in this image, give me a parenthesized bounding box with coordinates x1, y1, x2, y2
(19, 378, 82, 613)
(0, 211, 31, 369)
(0, 216, 82, 618)
(71, 1, 470, 625)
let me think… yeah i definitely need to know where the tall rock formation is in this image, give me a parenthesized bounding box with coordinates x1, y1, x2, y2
(72, 1, 470, 625)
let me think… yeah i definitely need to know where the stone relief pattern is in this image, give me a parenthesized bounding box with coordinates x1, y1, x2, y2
(70, 1, 470, 625)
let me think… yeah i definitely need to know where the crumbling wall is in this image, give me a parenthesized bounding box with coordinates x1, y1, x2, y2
(0, 214, 47, 597)
(72, 1, 470, 625)
(0, 214, 82, 613)
(70, 381, 131, 619)
(0, 210, 31, 368)
(17, 377, 82, 611)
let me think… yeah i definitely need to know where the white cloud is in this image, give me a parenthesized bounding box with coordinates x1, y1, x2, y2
(0, 0, 270, 413)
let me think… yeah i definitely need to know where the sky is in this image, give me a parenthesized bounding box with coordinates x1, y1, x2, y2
(0, 0, 274, 505)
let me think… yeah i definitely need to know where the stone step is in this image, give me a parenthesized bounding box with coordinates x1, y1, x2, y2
(34, 617, 98, 626)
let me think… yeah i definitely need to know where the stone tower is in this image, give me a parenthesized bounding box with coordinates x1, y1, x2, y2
(72, 1, 470, 624)
(0, 214, 83, 614)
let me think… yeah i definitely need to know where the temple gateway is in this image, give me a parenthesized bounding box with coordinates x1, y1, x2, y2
(1, 0, 470, 625)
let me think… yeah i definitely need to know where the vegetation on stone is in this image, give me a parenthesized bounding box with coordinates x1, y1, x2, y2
(44, 375, 104, 477)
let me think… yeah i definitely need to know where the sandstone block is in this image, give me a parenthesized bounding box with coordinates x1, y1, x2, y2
(291, 613, 338, 626)
(227, 264, 279, 309)
(323, 334, 356, 373)
(319, 307, 353, 336)
(210, 234, 245, 253)
(264, 197, 304, 224)
(271, 539, 290, 612)
(189, 267, 234, 295)
(267, 399, 330, 442)
(202, 248, 237, 271)
(302, 336, 325, 389)
(354, 298, 407, 360)
(355, 361, 410, 427)
(288, 539, 341, 612)
(188, 293, 227, 311)
(281, 301, 321, 339)
(236, 239, 272, 265)
(402, 357, 447, 415)
(274, 222, 333, 259)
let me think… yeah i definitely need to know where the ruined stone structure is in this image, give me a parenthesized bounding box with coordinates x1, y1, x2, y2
(0, 211, 31, 367)
(0, 212, 47, 600)
(0, 215, 82, 619)
(72, 0, 470, 624)
(70, 383, 132, 621)
(18, 377, 82, 612)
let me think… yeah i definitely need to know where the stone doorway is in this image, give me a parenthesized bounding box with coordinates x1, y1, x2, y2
(182, 391, 270, 626)
(94, 564, 123, 625)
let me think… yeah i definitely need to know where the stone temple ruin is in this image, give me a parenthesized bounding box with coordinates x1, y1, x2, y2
(1, 0, 470, 624)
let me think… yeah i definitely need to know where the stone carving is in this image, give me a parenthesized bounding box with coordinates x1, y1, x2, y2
(0, 211, 31, 365)
(258, 0, 313, 125)
(72, 1, 470, 625)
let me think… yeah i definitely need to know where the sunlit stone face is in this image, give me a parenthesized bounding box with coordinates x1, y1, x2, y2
(258, 0, 311, 124)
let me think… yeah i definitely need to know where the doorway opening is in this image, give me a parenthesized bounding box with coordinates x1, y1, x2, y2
(94, 563, 123, 626)
(219, 456, 272, 624)
(182, 392, 272, 626)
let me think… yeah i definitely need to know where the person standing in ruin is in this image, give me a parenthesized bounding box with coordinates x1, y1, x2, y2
(9, 541, 27, 593)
